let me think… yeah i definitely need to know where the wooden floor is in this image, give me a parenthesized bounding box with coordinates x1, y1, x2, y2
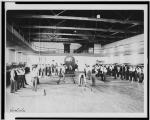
(6, 75, 144, 113)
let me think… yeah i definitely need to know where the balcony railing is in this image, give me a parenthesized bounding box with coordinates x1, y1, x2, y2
(7, 24, 32, 48)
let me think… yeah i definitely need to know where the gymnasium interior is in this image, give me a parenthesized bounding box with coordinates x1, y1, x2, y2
(5, 9, 146, 114)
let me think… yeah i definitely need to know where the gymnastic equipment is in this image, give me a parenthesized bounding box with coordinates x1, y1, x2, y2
(61, 56, 78, 84)
(64, 56, 78, 74)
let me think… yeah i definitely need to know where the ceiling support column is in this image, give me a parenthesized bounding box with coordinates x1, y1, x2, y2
(64, 43, 70, 53)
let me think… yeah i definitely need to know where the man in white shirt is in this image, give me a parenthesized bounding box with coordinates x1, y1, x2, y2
(16, 66, 22, 90)
(77, 63, 87, 86)
(141, 67, 144, 83)
(100, 66, 104, 80)
(138, 67, 143, 83)
(20, 66, 26, 88)
(117, 66, 120, 78)
(132, 67, 136, 81)
(86, 66, 92, 80)
(103, 66, 107, 81)
(10, 65, 17, 93)
(109, 65, 113, 76)
(129, 66, 133, 81)
(31, 66, 39, 91)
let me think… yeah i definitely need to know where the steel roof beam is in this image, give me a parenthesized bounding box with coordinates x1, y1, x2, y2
(23, 26, 137, 34)
(17, 15, 142, 25)
(32, 38, 87, 41)
(31, 32, 124, 38)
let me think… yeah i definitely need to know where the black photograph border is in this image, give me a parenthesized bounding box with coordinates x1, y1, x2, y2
(1, 1, 149, 120)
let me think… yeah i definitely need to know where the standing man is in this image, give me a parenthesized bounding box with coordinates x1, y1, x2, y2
(141, 67, 144, 83)
(21, 66, 26, 88)
(113, 64, 117, 79)
(129, 66, 133, 81)
(57, 64, 66, 84)
(31, 66, 39, 91)
(132, 66, 136, 82)
(16, 66, 22, 90)
(86, 65, 92, 80)
(38, 64, 42, 77)
(51, 61, 55, 76)
(103, 66, 107, 81)
(117, 65, 120, 78)
(55, 63, 59, 75)
(134, 67, 138, 82)
(126, 66, 130, 80)
(45, 64, 48, 76)
(19, 66, 25, 88)
(41, 64, 45, 77)
(10, 65, 16, 93)
(100, 65, 104, 81)
(91, 65, 97, 86)
(47, 64, 51, 76)
(120, 65, 123, 80)
(137, 67, 141, 82)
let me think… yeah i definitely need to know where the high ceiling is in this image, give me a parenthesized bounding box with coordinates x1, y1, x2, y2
(7, 10, 144, 45)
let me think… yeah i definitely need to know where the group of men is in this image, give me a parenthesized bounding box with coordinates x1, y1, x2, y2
(107, 64, 144, 83)
(83, 63, 144, 83)
(77, 64, 108, 86)
(38, 63, 66, 77)
(36, 62, 144, 87)
(7, 61, 144, 93)
(84, 64, 108, 81)
(26, 63, 66, 85)
(9, 64, 28, 93)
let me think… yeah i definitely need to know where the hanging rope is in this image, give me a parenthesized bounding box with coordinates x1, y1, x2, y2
(39, 23, 41, 64)
(93, 18, 98, 53)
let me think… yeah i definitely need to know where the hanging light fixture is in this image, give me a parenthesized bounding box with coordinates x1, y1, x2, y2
(97, 14, 101, 19)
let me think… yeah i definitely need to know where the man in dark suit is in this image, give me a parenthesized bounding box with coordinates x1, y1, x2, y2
(16, 66, 22, 89)
(126, 66, 130, 80)
(113, 65, 117, 79)
(122, 65, 126, 80)
(91, 66, 98, 86)
(45, 64, 48, 76)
